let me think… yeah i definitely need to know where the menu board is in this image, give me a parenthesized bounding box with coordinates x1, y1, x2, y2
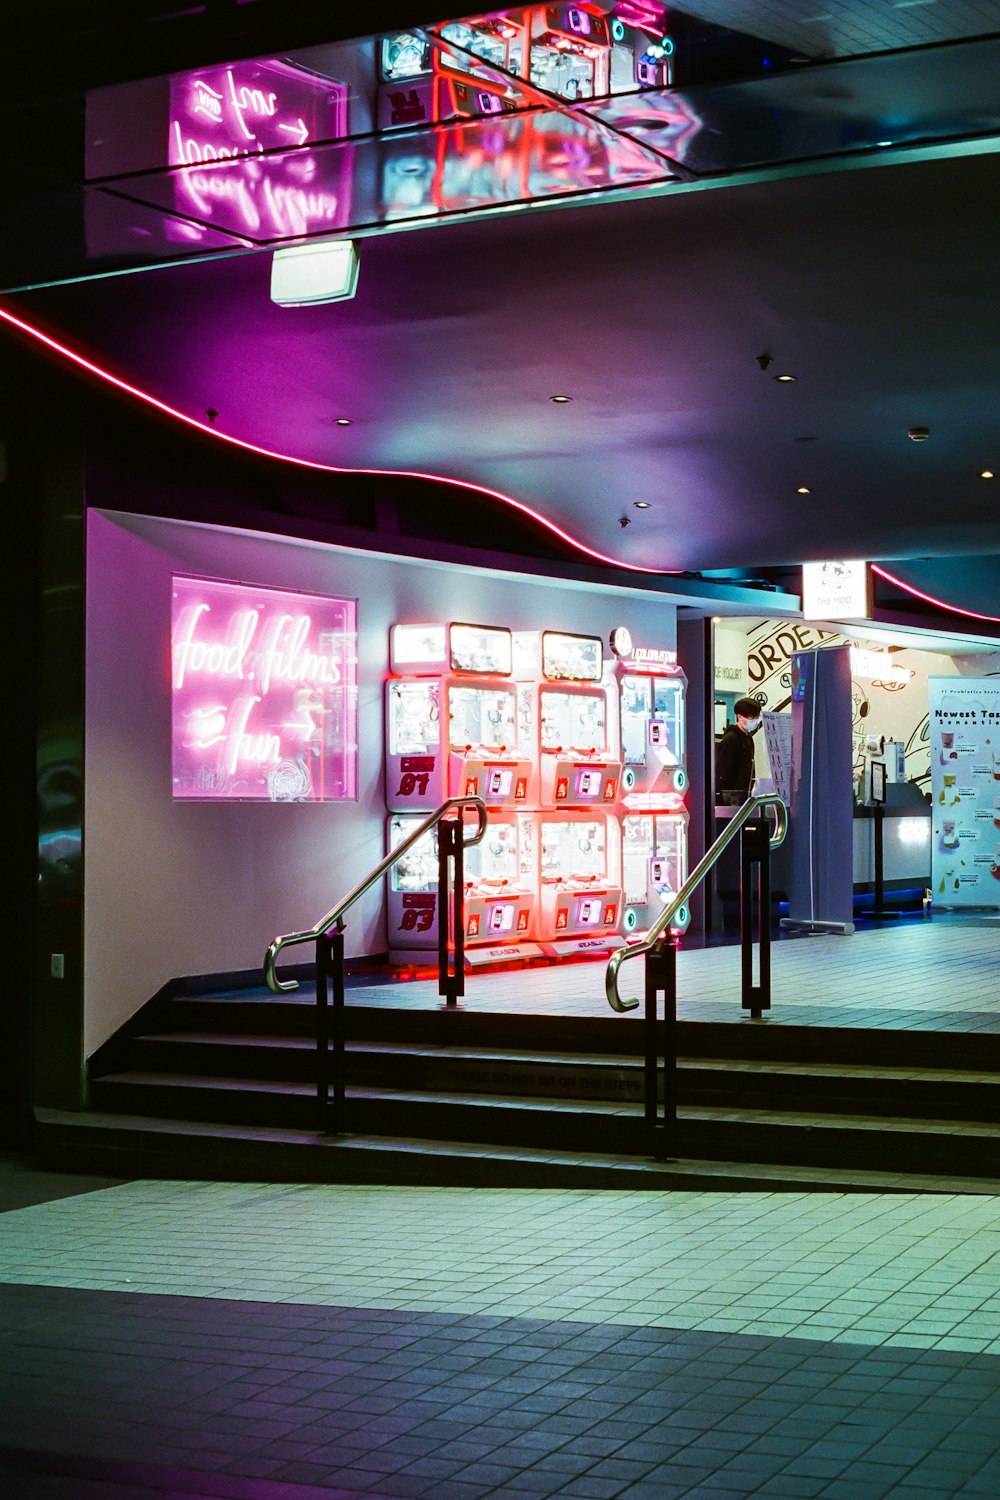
(762, 711, 793, 809)
(928, 677, 1000, 906)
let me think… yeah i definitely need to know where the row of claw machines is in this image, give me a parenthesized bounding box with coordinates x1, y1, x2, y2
(385, 621, 689, 966)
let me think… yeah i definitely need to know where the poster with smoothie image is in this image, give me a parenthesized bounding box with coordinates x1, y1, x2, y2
(928, 677, 1000, 907)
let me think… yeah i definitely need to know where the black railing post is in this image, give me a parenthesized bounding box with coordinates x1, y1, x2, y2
(316, 926, 345, 1135)
(331, 921, 345, 1134)
(740, 818, 771, 1019)
(437, 817, 466, 1008)
(645, 938, 678, 1159)
(316, 931, 330, 1132)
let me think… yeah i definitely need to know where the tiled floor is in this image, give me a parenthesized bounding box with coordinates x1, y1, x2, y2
(340, 914, 1000, 1032)
(5, 1174, 1000, 1498)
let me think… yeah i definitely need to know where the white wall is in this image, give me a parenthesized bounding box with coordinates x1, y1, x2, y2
(85, 511, 678, 1054)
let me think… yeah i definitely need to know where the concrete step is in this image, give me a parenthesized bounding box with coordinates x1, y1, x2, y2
(123, 1032, 1000, 1118)
(87, 1073, 1000, 1177)
(164, 994, 1000, 1069)
(35, 1108, 1000, 1194)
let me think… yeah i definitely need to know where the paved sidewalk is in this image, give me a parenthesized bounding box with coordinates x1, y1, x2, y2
(4, 1173, 1000, 1498)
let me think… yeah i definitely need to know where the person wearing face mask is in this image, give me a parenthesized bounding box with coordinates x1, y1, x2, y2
(715, 697, 762, 805)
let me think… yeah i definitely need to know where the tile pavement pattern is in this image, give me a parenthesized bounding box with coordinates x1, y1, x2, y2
(5, 1180, 1000, 1498)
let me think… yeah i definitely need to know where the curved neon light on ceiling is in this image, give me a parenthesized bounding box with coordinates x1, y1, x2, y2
(870, 564, 1000, 625)
(0, 303, 673, 578)
(5, 305, 998, 623)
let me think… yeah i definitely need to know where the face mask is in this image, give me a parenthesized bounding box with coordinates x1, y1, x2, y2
(742, 718, 761, 734)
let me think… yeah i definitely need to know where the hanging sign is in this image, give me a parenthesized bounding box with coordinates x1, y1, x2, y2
(802, 560, 872, 620)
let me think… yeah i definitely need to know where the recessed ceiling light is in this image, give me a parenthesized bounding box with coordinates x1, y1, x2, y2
(550, 394, 573, 403)
(334, 417, 352, 426)
(633, 501, 651, 509)
(980, 469, 995, 479)
(774, 374, 797, 383)
(797, 486, 811, 494)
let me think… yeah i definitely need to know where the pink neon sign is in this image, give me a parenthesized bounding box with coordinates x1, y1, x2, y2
(168, 60, 352, 241)
(171, 576, 358, 801)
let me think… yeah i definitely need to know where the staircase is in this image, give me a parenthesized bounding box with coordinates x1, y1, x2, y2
(33, 976, 1000, 1192)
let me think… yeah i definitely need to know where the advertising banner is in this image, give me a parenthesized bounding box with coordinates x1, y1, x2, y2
(786, 645, 854, 932)
(171, 575, 358, 801)
(929, 676, 1000, 906)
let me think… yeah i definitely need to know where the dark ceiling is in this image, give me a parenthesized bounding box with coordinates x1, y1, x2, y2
(3, 2, 1000, 612)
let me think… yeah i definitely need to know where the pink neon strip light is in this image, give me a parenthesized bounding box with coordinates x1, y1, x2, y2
(0, 303, 672, 577)
(871, 564, 1000, 625)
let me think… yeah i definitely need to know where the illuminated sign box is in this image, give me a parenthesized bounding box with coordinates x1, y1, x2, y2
(171, 576, 358, 801)
(802, 560, 872, 621)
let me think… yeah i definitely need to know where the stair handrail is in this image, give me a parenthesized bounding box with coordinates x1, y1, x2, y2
(264, 795, 489, 994)
(606, 794, 788, 1013)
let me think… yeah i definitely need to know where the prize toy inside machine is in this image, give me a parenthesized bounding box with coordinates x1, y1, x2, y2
(537, 811, 623, 954)
(385, 622, 533, 815)
(386, 812, 540, 965)
(609, 626, 689, 937)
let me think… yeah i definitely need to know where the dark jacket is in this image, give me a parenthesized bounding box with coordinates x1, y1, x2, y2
(715, 723, 755, 802)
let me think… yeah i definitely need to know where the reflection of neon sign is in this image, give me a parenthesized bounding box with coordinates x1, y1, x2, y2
(614, 1, 669, 38)
(172, 577, 358, 801)
(168, 61, 351, 241)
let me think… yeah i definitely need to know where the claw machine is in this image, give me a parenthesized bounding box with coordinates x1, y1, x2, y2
(531, 631, 622, 807)
(386, 622, 533, 812)
(387, 810, 541, 965)
(609, 628, 690, 937)
(609, 631, 687, 797)
(621, 809, 689, 937)
(536, 811, 623, 956)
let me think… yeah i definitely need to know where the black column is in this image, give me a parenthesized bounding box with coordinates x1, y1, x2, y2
(6, 338, 89, 1135)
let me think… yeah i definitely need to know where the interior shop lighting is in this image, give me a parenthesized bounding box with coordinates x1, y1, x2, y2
(270, 239, 360, 306)
(774, 373, 797, 382)
(334, 417, 353, 426)
(633, 501, 651, 508)
(796, 486, 811, 494)
(981, 470, 995, 479)
(550, 394, 573, 403)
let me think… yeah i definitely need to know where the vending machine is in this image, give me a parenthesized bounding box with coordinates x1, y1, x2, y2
(387, 811, 541, 965)
(386, 622, 533, 812)
(536, 811, 623, 954)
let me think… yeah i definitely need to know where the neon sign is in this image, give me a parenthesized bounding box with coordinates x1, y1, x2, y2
(168, 60, 351, 242)
(171, 577, 358, 801)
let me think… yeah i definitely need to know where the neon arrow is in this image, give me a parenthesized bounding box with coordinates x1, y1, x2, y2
(278, 118, 309, 145)
(286, 707, 320, 740)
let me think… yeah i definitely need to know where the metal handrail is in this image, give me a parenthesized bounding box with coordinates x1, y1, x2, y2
(264, 795, 489, 993)
(606, 794, 788, 1013)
